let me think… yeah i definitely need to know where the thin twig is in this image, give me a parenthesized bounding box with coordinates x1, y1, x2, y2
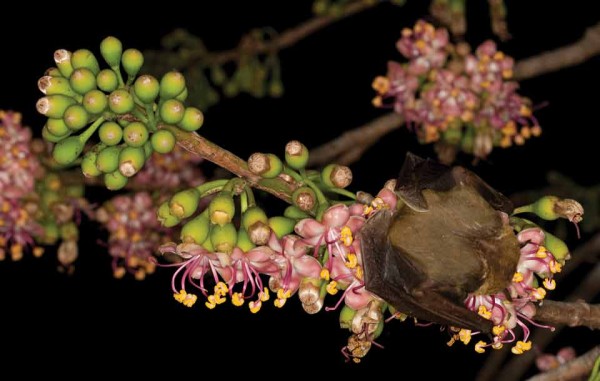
(526, 345, 600, 381)
(536, 301, 600, 329)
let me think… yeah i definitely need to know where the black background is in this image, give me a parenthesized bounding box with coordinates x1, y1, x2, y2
(1, 1, 599, 378)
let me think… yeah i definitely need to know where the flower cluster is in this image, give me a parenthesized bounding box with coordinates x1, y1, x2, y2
(373, 20, 540, 161)
(132, 145, 204, 189)
(0, 111, 43, 261)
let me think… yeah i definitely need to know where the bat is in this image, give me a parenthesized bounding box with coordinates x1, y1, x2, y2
(360, 153, 521, 333)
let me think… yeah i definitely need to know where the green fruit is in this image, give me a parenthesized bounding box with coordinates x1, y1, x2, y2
(133, 75, 160, 104)
(123, 122, 149, 147)
(104, 170, 128, 190)
(284, 140, 309, 170)
(159, 71, 186, 99)
(157, 202, 180, 228)
(82, 89, 108, 114)
(543, 231, 570, 262)
(63, 104, 89, 131)
(208, 192, 235, 226)
(118, 146, 146, 177)
(36, 95, 77, 118)
(98, 121, 123, 146)
(46, 118, 70, 136)
(121, 48, 144, 78)
(100, 36, 123, 68)
(150, 129, 175, 154)
(71, 49, 101, 75)
(180, 213, 210, 244)
(236, 228, 255, 252)
(169, 188, 200, 219)
(53, 49, 74, 77)
(108, 89, 134, 114)
(268, 216, 296, 238)
(69, 68, 97, 95)
(178, 107, 204, 132)
(97, 69, 119, 92)
(81, 150, 102, 178)
(96, 145, 121, 173)
(210, 223, 237, 254)
(38, 76, 77, 97)
(159, 99, 185, 124)
(42, 125, 70, 143)
(241, 206, 268, 231)
(283, 205, 310, 220)
(52, 136, 84, 165)
(531, 196, 561, 221)
(174, 87, 188, 101)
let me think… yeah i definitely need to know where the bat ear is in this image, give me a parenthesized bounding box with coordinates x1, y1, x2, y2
(395, 152, 455, 212)
(451, 167, 514, 214)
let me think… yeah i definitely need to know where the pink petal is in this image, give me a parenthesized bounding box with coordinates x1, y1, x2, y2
(518, 228, 545, 245)
(322, 204, 350, 228)
(294, 218, 325, 238)
(293, 255, 322, 278)
(344, 285, 372, 310)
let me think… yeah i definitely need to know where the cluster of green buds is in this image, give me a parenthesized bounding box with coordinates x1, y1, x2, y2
(36, 36, 204, 190)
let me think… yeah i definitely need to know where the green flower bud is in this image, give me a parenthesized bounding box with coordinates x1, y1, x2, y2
(210, 65, 227, 85)
(159, 71, 186, 99)
(43, 173, 62, 191)
(41, 189, 60, 209)
(100, 36, 123, 68)
(235, 227, 254, 253)
(159, 99, 185, 124)
(38, 76, 77, 97)
(223, 80, 239, 98)
(443, 124, 463, 144)
(104, 170, 128, 190)
(241, 206, 268, 231)
(81, 150, 102, 178)
(36, 95, 77, 118)
(123, 121, 149, 147)
(178, 107, 204, 132)
(108, 89, 135, 114)
(208, 192, 235, 226)
(45, 67, 63, 77)
(284, 140, 309, 170)
(175, 87, 188, 102)
(339, 305, 357, 329)
(97, 69, 119, 92)
(247, 152, 283, 179)
(65, 184, 85, 198)
(210, 223, 238, 254)
(157, 202, 180, 228)
(71, 49, 100, 75)
(150, 129, 176, 154)
(143, 141, 154, 158)
(283, 205, 311, 220)
(118, 146, 146, 177)
(268, 80, 284, 98)
(69, 68, 97, 95)
(268, 216, 296, 238)
(53, 136, 85, 165)
(169, 188, 200, 219)
(292, 186, 316, 212)
(543, 231, 570, 262)
(98, 121, 123, 146)
(180, 213, 210, 244)
(133, 75, 160, 104)
(46, 118, 70, 137)
(517, 196, 585, 223)
(95, 145, 121, 173)
(39, 221, 59, 245)
(60, 222, 79, 241)
(54, 49, 74, 77)
(42, 125, 70, 143)
(121, 48, 144, 78)
(321, 164, 352, 188)
(82, 89, 108, 114)
(63, 104, 89, 131)
(461, 126, 475, 153)
(201, 235, 214, 252)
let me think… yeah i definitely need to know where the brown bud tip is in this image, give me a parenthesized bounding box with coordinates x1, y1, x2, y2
(248, 221, 271, 246)
(248, 152, 269, 175)
(58, 240, 78, 266)
(36, 97, 50, 115)
(356, 191, 374, 205)
(383, 179, 396, 191)
(330, 165, 352, 188)
(38, 76, 51, 94)
(295, 190, 316, 211)
(285, 140, 304, 156)
(298, 281, 320, 306)
(279, 173, 294, 184)
(119, 161, 138, 177)
(554, 199, 584, 223)
(96, 207, 109, 223)
(302, 299, 324, 314)
(54, 49, 71, 64)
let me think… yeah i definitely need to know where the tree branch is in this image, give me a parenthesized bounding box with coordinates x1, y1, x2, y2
(536, 300, 600, 329)
(514, 21, 600, 81)
(526, 345, 600, 381)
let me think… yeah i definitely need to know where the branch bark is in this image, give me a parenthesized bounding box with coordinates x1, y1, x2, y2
(526, 345, 600, 381)
(536, 301, 600, 329)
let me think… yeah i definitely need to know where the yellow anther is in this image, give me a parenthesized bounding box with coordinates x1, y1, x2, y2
(459, 329, 472, 345)
(514, 135, 525, 146)
(478, 305, 492, 319)
(415, 39, 426, 51)
(33, 246, 44, 258)
(520, 105, 532, 117)
(345, 253, 358, 269)
(401, 28, 412, 37)
(536, 246, 548, 259)
(447, 336, 457, 347)
(134, 269, 146, 281)
(214, 293, 226, 304)
(173, 290, 187, 303)
(533, 287, 546, 300)
(543, 278, 556, 290)
(205, 295, 217, 309)
(274, 298, 287, 308)
(512, 272, 524, 283)
(492, 341, 504, 350)
(249, 300, 262, 313)
(502, 69, 513, 79)
(511, 340, 532, 355)
(480, 81, 491, 89)
(461, 110, 474, 122)
(371, 197, 385, 210)
(320, 268, 330, 281)
(260, 287, 270, 302)
(214, 282, 229, 296)
(10, 244, 23, 261)
(326, 281, 339, 295)
(493, 51, 505, 60)
(363, 205, 374, 216)
(232, 292, 244, 307)
(182, 293, 197, 307)
(355, 266, 364, 280)
(371, 96, 383, 108)
(474, 341, 487, 354)
(371, 76, 390, 94)
(131, 232, 142, 243)
(520, 126, 531, 139)
(113, 267, 126, 279)
(340, 226, 353, 247)
(531, 125, 542, 137)
(1, 202, 9, 214)
(550, 260, 562, 274)
(277, 288, 291, 300)
(493, 325, 506, 336)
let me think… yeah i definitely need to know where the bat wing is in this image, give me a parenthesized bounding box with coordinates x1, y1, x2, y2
(396, 152, 514, 214)
(360, 209, 493, 333)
